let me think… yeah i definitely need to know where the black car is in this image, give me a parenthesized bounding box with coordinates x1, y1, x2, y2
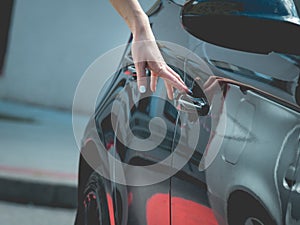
(74, 0, 300, 224)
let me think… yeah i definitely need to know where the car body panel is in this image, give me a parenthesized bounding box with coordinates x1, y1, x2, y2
(75, 1, 300, 225)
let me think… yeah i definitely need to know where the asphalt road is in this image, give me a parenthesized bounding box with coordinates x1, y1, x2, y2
(0, 201, 76, 225)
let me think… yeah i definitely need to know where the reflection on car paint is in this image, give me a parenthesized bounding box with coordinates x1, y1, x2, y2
(146, 193, 218, 225)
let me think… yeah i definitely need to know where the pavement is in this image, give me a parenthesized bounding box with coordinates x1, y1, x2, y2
(0, 201, 76, 225)
(0, 99, 90, 208)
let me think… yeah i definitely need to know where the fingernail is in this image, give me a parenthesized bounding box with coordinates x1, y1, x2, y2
(187, 89, 193, 96)
(139, 85, 146, 93)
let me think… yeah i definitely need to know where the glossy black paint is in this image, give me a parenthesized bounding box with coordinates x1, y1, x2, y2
(75, 1, 300, 225)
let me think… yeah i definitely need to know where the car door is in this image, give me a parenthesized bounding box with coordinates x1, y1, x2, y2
(168, 56, 221, 225)
(93, 61, 178, 225)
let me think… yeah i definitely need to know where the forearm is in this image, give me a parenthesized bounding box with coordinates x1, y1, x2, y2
(109, 0, 154, 40)
(109, 0, 189, 97)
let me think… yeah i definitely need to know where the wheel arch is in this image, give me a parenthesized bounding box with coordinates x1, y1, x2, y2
(79, 138, 129, 225)
(76, 138, 111, 225)
(227, 189, 279, 225)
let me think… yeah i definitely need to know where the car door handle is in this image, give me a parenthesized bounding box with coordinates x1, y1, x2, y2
(177, 94, 210, 116)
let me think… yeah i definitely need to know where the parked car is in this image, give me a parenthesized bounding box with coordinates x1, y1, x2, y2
(74, 0, 300, 225)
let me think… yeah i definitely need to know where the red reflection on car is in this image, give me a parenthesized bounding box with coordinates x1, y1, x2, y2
(147, 193, 218, 225)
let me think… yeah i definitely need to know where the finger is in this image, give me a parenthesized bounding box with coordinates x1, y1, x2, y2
(165, 66, 185, 85)
(135, 62, 147, 93)
(164, 80, 174, 100)
(164, 74, 189, 94)
(158, 66, 189, 93)
(165, 66, 189, 92)
(150, 71, 158, 92)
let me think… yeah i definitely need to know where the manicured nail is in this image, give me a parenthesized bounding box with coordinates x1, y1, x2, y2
(139, 85, 146, 93)
(187, 89, 193, 96)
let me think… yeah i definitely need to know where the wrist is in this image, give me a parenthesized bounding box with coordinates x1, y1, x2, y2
(131, 14, 154, 41)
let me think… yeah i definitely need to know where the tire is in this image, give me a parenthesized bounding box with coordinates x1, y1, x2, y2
(83, 172, 111, 225)
(228, 193, 277, 225)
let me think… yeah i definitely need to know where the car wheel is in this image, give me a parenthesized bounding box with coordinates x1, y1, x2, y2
(230, 206, 276, 225)
(244, 217, 267, 225)
(228, 193, 276, 225)
(83, 172, 111, 225)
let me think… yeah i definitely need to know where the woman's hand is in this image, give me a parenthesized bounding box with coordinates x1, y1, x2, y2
(132, 26, 189, 99)
(110, 0, 189, 99)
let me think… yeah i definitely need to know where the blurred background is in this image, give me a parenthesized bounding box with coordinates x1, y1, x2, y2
(0, 0, 130, 224)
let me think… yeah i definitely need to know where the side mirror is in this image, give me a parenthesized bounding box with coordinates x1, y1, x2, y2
(181, 0, 300, 55)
